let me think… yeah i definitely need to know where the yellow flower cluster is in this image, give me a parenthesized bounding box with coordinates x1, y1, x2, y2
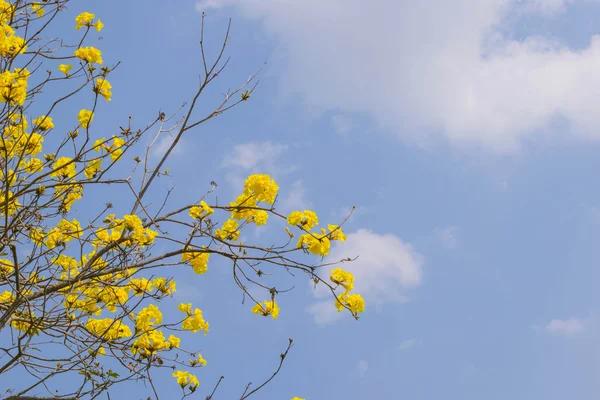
(287, 210, 319, 230)
(95, 78, 112, 101)
(0, 68, 29, 105)
(189, 200, 214, 219)
(32, 116, 54, 131)
(75, 12, 103, 32)
(172, 370, 199, 391)
(0, 290, 14, 303)
(251, 300, 280, 319)
(78, 109, 94, 128)
(215, 218, 240, 241)
(330, 268, 365, 315)
(0, 258, 13, 277)
(178, 303, 209, 334)
(93, 136, 125, 161)
(30, 3, 44, 18)
(74, 46, 103, 64)
(58, 63, 72, 76)
(0, 22, 26, 58)
(85, 318, 132, 341)
(189, 353, 207, 367)
(289, 209, 347, 257)
(181, 250, 210, 275)
(92, 214, 157, 248)
(0, 190, 19, 215)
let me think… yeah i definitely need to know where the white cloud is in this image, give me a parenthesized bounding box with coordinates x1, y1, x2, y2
(222, 141, 288, 170)
(357, 360, 369, 377)
(196, 0, 600, 152)
(546, 317, 585, 335)
(398, 339, 419, 351)
(434, 226, 461, 249)
(308, 229, 423, 324)
(277, 179, 311, 214)
(331, 114, 353, 135)
(517, 0, 574, 15)
(152, 133, 184, 158)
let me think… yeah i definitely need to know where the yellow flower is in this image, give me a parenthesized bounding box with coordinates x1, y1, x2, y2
(330, 267, 354, 292)
(50, 157, 76, 179)
(152, 277, 176, 295)
(168, 334, 181, 348)
(335, 293, 365, 314)
(182, 251, 210, 275)
(296, 232, 331, 257)
(32, 116, 54, 131)
(189, 200, 214, 219)
(215, 219, 240, 241)
(19, 158, 43, 174)
(129, 278, 153, 296)
(95, 19, 104, 32)
(291, 398, 306, 400)
(178, 303, 192, 314)
(287, 210, 319, 230)
(327, 224, 346, 241)
(251, 300, 280, 319)
(78, 109, 94, 129)
(190, 353, 207, 367)
(181, 307, 209, 334)
(0, 290, 14, 303)
(243, 174, 279, 204)
(85, 318, 132, 340)
(84, 158, 102, 179)
(95, 78, 112, 101)
(0, 68, 29, 105)
(135, 304, 162, 332)
(172, 370, 199, 390)
(75, 12, 95, 30)
(74, 46, 103, 64)
(58, 64, 72, 76)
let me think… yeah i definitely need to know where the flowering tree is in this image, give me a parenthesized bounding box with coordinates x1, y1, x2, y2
(0, 2, 365, 399)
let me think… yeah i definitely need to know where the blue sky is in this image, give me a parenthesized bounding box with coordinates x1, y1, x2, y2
(26, 0, 600, 399)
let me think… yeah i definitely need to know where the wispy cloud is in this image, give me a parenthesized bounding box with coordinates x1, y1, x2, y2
(151, 133, 185, 158)
(398, 339, 419, 351)
(277, 179, 311, 214)
(196, 0, 600, 152)
(331, 114, 353, 136)
(434, 226, 461, 250)
(546, 317, 585, 336)
(222, 141, 288, 171)
(357, 360, 369, 378)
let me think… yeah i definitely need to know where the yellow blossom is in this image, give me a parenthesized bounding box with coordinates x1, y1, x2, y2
(78, 109, 94, 128)
(330, 267, 354, 292)
(181, 307, 209, 334)
(32, 116, 54, 131)
(74, 46, 103, 64)
(172, 370, 199, 390)
(181, 251, 210, 274)
(58, 64, 72, 76)
(75, 12, 95, 30)
(95, 78, 112, 101)
(215, 219, 240, 241)
(251, 300, 280, 319)
(50, 157, 76, 179)
(190, 353, 207, 367)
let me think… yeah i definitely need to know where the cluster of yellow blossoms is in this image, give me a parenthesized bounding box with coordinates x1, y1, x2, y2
(286, 210, 346, 257)
(330, 268, 365, 315)
(219, 174, 279, 239)
(251, 300, 280, 319)
(75, 11, 104, 32)
(0, 1, 25, 58)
